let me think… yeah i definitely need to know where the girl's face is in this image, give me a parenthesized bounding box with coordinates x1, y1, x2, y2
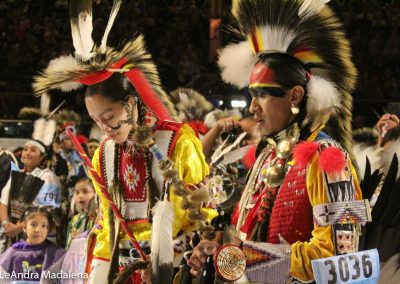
(74, 181, 96, 212)
(21, 144, 43, 172)
(23, 213, 49, 245)
(85, 94, 138, 144)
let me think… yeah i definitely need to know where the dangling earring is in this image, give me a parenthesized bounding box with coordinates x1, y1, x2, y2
(291, 103, 299, 115)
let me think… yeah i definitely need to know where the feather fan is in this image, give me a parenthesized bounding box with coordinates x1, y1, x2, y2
(150, 199, 174, 284)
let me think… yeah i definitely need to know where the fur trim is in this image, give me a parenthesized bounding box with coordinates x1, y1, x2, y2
(242, 145, 257, 169)
(293, 141, 319, 167)
(307, 75, 340, 118)
(218, 41, 256, 88)
(46, 56, 83, 92)
(319, 146, 346, 174)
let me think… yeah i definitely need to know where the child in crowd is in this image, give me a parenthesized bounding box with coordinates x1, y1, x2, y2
(66, 178, 97, 249)
(0, 207, 65, 282)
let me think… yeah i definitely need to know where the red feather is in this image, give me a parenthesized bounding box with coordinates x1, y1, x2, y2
(242, 146, 257, 169)
(125, 69, 172, 123)
(293, 141, 319, 167)
(319, 147, 346, 174)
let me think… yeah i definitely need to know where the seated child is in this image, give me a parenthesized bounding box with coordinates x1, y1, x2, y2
(0, 207, 65, 283)
(66, 178, 97, 249)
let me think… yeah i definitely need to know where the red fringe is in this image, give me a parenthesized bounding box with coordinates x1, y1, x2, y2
(319, 147, 346, 174)
(242, 146, 257, 169)
(293, 141, 319, 167)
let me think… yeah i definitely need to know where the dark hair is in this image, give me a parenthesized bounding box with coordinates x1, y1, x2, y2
(21, 206, 54, 231)
(85, 73, 138, 102)
(85, 73, 146, 125)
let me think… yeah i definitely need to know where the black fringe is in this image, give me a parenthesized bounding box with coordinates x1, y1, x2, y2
(108, 245, 121, 283)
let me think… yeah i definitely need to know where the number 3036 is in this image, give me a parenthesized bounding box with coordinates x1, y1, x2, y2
(324, 254, 372, 283)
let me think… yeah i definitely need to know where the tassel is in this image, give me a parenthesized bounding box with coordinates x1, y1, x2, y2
(150, 199, 174, 284)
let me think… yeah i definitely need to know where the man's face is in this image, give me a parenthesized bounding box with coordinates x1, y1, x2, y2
(248, 88, 293, 137)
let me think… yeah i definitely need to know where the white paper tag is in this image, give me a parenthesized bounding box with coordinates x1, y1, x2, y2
(311, 249, 380, 284)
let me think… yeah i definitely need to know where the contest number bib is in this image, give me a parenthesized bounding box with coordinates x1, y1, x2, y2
(36, 183, 61, 208)
(311, 249, 379, 284)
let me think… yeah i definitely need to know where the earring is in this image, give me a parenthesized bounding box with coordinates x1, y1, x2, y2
(291, 104, 299, 115)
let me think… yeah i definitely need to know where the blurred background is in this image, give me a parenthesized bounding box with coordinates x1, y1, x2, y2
(0, 0, 399, 141)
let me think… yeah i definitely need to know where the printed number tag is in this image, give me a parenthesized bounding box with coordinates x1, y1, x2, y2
(36, 184, 61, 207)
(311, 249, 379, 284)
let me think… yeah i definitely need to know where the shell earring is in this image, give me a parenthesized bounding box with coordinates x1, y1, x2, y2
(291, 104, 299, 115)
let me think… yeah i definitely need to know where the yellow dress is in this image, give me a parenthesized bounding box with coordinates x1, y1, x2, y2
(90, 124, 216, 260)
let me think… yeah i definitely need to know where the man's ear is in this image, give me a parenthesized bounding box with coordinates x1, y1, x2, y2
(289, 85, 305, 105)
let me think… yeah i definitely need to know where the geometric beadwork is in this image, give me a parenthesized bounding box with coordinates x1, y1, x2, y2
(243, 241, 291, 284)
(313, 199, 371, 227)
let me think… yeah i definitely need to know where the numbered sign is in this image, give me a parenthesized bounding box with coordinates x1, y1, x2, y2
(311, 249, 379, 284)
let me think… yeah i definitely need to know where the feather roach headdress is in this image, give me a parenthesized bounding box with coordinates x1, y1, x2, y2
(170, 88, 213, 135)
(219, 0, 357, 154)
(32, 0, 177, 122)
(170, 88, 213, 122)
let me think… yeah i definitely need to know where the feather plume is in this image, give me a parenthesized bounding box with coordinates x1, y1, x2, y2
(18, 107, 42, 120)
(218, 41, 255, 88)
(381, 139, 400, 179)
(32, 118, 57, 146)
(100, 0, 122, 54)
(353, 144, 382, 179)
(69, 0, 94, 61)
(46, 56, 83, 92)
(40, 93, 51, 116)
(32, 118, 46, 142)
(170, 88, 213, 122)
(150, 199, 174, 284)
(306, 75, 340, 118)
(298, 0, 330, 19)
(222, 145, 252, 165)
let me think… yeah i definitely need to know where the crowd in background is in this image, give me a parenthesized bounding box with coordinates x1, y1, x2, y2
(0, 0, 400, 120)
